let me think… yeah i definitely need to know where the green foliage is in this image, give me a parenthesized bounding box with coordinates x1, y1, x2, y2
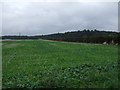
(40, 30, 119, 44)
(2, 30, 120, 45)
(2, 40, 118, 88)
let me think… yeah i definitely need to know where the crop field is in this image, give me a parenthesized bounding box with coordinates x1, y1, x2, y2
(2, 39, 119, 88)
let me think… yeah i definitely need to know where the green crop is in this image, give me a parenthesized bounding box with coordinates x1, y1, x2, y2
(2, 39, 119, 88)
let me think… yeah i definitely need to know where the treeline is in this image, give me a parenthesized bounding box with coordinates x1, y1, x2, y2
(40, 30, 120, 45)
(1, 29, 120, 45)
(1, 36, 40, 40)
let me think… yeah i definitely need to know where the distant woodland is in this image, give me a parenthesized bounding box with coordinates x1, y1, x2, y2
(1, 29, 120, 45)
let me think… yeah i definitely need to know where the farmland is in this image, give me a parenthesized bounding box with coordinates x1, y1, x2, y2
(2, 39, 118, 88)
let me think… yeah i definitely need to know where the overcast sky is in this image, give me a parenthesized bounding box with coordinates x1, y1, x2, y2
(2, 2, 118, 35)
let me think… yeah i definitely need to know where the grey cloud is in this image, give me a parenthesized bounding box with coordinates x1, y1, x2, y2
(2, 2, 118, 35)
(0, 2, 2, 35)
